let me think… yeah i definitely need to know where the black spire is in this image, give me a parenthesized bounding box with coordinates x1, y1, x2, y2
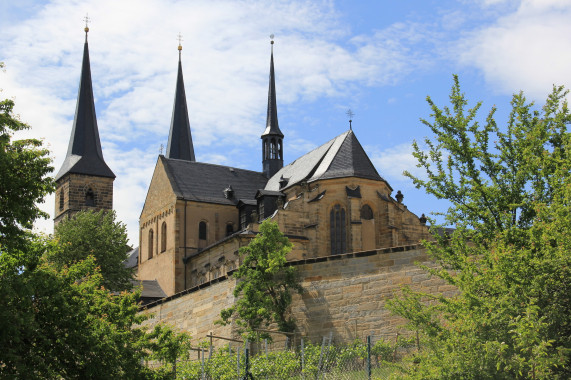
(55, 27, 115, 181)
(261, 36, 284, 178)
(166, 41, 195, 161)
(261, 39, 283, 138)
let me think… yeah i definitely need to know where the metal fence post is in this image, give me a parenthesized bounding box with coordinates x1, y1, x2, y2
(244, 348, 250, 380)
(300, 338, 305, 380)
(236, 348, 240, 380)
(367, 335, 372, 380)
(201, 348, 205, 380)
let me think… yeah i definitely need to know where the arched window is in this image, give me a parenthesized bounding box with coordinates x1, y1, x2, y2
(160, 222, 167, 252)
(148, 229, 154, 259)
(330, 205, 346, 255)
(270, 138, 276, 158)
(85, 188, 95, 207)
(199, 221, 207, 240)
(360, 204, 374, 220)
(226, 223, 234, 236)
(59, 191, 64, 211)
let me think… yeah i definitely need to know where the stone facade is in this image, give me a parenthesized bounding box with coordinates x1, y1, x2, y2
(54, 173, 114, 225)
(138, 159, 430, 298)
(140, 244, 454, 346)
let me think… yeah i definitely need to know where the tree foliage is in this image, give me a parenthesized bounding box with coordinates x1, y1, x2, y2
(0, 236, 191, 379)
(0, 69, 54, 251)
(388, 77, 571, 379)
(218, 220, 303, 341)
(52, 209, 133, 291)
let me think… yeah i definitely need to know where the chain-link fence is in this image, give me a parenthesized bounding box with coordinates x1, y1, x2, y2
(160, 332, 418, 379)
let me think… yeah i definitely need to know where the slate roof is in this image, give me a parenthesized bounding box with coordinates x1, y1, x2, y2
(131, 279, 167, 299)
(55, 38, 115, 181)
(261, 43, 283, 138)
(166, 51, 195, 161)
(124, 247, 139, 269)
(161, 156, 268, 205)
(265, 130, 389, 191)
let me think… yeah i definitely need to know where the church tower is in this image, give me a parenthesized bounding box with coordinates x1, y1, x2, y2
(54, 26, 115, 225)
(166, 39, 195, 161)
(261, 37, 284, 178)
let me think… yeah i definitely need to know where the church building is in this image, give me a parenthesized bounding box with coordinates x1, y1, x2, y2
(56, 29, 430, 299)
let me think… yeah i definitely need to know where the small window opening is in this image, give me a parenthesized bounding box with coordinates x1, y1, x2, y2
(160, 222, 167, 252)
(226, 223, 234, 236)
(360, 205, 374, 220)
(199, 221, 207, 240)
(85, 188, 95, 207)
(59, 191, 64, 211)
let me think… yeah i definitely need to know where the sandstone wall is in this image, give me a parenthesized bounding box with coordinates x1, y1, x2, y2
(140, 245, 454, 347)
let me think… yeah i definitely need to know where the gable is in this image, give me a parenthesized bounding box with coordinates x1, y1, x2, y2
(140, 157, 178, 220)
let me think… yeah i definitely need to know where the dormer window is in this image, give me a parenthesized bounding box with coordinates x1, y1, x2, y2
(223, 185, 234, 199)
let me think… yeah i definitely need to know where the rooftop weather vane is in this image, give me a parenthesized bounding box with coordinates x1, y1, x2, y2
(346, 109, 355, 130)
(270, 34, 274, 52)
(159, 144, 164, 155)
(177, 32, 183, 49)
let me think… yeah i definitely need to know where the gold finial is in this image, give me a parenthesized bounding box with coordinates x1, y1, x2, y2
(84, 13, 90, 34)
(177, 32, 183, 51)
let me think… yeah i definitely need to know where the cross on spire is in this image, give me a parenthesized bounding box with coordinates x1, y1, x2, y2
(83, 13, 90, 40)
(346, 109, 355, 130)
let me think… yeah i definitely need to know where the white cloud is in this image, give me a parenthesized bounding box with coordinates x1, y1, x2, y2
(457, 0, 571, 98)
(368, 142, 425, 186)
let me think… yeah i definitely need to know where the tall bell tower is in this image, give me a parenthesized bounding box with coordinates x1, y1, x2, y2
(261, 36, 284, 178)
(54, 23, 115, 225)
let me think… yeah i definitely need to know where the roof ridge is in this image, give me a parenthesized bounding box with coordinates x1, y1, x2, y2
(163, 157, 265, 176)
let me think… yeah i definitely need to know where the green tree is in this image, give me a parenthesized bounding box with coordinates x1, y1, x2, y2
(0, 65, 54, 251)
(387, 77, 571, 379)
(218, 220, 303, 341)
(51, 209, 133, 291)
(0, 236, 191, 379)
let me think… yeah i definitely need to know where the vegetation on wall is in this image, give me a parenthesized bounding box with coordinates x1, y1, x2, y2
(218, 220, 303, 341)
(388, 76, 571, 379)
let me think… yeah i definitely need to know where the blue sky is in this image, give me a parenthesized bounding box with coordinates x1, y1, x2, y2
(1, 0, 570, 245)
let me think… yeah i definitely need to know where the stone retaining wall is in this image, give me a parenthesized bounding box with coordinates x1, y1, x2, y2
(140, 244, 454, 346)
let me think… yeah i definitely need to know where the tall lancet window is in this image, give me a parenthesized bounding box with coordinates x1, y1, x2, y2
(161, 222, 167, 252)
(148, 229, 154, 259)
(330, 204, 346, 255)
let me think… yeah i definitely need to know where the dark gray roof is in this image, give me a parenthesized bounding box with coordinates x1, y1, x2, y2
(131, 279, 167, 299)
(166, 52, 195, 161)
(55, 39, 115, 181)
(261, 43, 283, 138)
(255, 189, 284, 198)
(124, 246, 139, 269)
(265, 130, 388, 191)
(161, 156, 268, 205)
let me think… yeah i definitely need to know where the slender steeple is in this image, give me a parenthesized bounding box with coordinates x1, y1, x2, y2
(55, 22, 115, 181)
(54, 21, 115, 225)
(261, 35, 284, 178)
(166, 35, 195, 161)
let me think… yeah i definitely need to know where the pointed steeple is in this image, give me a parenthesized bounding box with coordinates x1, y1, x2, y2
(166, 38, 195, 161)
(262, 37, 283, 138)
(55, 25, 115, 181)
(261, 35, 284, 178)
